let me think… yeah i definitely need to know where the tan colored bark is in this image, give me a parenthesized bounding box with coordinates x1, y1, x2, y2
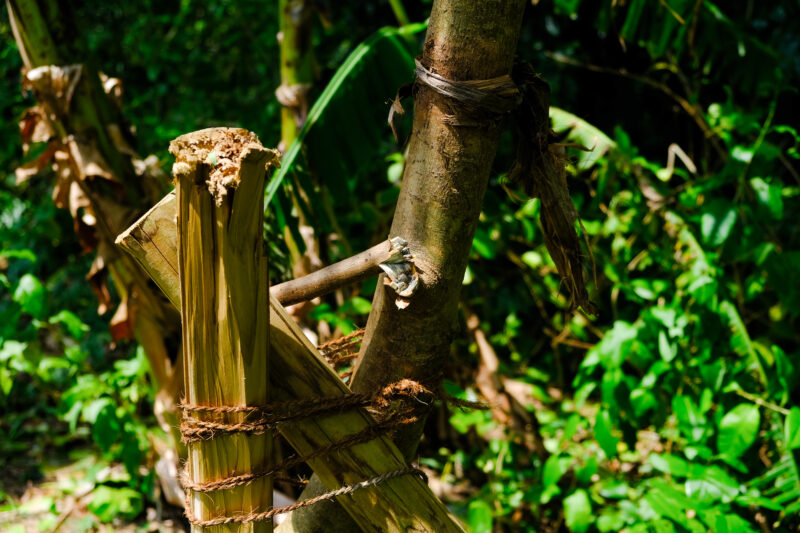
(281, 1, 527, 529)
(172, 129, 276, 532)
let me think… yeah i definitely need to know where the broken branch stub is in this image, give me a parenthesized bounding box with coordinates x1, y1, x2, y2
(171, 128, 278, 532)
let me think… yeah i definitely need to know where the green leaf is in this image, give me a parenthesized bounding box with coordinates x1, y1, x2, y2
(12, 273, 47, 319)
(719, 300, 766, 384)
(521, 250, 543, 269)
(563, 489, 593, 533)
(49, 310, 90, 340)
(82, 398, 114, 424)
(550, 107, 615, 169)
(648, 453, 690, 477)
(672, 395, 706, 443)
(471, 228, 497, 259)
(658, 330, 677, 362)
(594, 409, 620, 458)
(685, 465, 739, 504)
(467, 499, 493, 533)
(717, 403, 760, 459)
(785, 407, 800, 450)
(93, 406, 119, 452)
(87, 486, 143, 522)
(0, 248, 36, 263)
(267, 26, 416, 208)
(750, 177, 783, 220)
(700, 200, 737, 246)
(644, 480, 696, 527)
(542, 454, 571, 489)
(339, 296, 372, 315)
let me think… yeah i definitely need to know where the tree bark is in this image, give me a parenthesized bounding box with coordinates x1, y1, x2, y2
(173, 128, 275, 532)
(281, 1, 527, 530)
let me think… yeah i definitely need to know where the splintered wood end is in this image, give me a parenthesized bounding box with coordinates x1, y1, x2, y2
(169, 127, 279, 205)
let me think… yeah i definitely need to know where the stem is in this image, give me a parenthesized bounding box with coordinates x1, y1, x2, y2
(389, 0, 411, 27)
(272, 239, 407, 305)
(735, 388, 790, 416)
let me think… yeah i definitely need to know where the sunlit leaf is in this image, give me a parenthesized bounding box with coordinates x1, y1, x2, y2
(717, 403, 760, 459)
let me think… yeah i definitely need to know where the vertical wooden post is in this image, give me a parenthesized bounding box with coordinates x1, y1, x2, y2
(171, 128, 279, 532)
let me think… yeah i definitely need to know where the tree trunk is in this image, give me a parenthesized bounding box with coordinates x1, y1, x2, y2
(280, 1, 527, 530)
(172, 129, 275, 532)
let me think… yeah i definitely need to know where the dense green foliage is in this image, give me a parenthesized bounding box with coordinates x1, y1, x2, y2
(1, 1, 799, 531)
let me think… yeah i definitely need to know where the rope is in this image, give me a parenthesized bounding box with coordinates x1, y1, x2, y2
(317, 328, 365, 353)
(185, 466, 427, 527)
(181, 411, 419, 493)
(414, 58, 521, 116)
(179, 378, 434, 442)
(180, 376, 488, 526)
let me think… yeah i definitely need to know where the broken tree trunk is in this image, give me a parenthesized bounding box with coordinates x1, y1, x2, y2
(117, 165, 466, 533)
(172, 129, 276, 531)
(281, 0, 527, 529)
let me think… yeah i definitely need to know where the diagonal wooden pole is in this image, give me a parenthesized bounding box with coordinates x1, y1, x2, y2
(117, 137, 465, 533)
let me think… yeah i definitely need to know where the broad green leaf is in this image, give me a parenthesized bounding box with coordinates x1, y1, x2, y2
(542, 454, 571, 489)
(700, 200, 737, 247)
(550, 107, 615, 169)
(521, 250, 543, 269)
(644, 480, 696, 527)
(268, 26, 418, 207)
(0, 340, 26, 363)
(339, 296, 372, 315)
(12, 273, 46, 318)
(472, 228, 497, 259)
(49, 310, 90, 340)
(685, 465, 739, 503)
(594, 409, 620, 458)
(750, 177, 783, 220)
(87, 486, 143, 523)
(598, 479, 630, 499)
(0, 248, 36, 263)
(785, 407, 800, 450)
(467, 499, 492, 533)
(719, 300, 766, 384)
(563, 489, 593, 533)
(672, 395, 706, 443)
(717, 403, 760, 459)
(658, 330, 677, 362)
(82, 398, 114, 424)
(648, 453, 690, 477)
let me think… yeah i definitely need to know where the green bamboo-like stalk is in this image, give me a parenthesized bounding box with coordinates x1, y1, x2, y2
(279, 0, 314, 149)
(277, 0, 320, 276)
(172, 128, 277, 532)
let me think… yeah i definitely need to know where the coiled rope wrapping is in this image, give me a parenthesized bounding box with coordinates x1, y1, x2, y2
(180, 377, 486, 526)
